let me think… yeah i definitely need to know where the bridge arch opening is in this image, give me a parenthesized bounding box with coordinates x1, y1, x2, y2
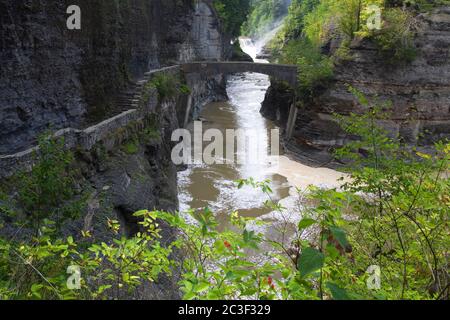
(181, 61, 298, 138)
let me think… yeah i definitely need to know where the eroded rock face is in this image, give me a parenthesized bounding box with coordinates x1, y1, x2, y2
(260, 81, 293, 127)
(265, 7, 450, 164)
(0, 0, 227, 154)
(179, 1, 225, 62)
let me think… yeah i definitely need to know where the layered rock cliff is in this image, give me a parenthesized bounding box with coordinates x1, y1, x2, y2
(263, 7, 450, 165)
(0, 0, 227, 154)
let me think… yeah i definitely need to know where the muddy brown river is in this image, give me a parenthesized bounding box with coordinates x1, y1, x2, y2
(178, 47, 345, 234)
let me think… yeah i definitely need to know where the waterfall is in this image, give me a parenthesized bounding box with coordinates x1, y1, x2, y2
(239, 18, 286, 61)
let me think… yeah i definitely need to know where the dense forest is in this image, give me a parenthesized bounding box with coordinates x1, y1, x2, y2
(213, 0, 252, 36)
(0, 0, 448, 301)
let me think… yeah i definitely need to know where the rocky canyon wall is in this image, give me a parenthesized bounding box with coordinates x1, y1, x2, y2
(0, 0, 230, 299)
(0, 0, 227, 154)
(263, 7, 450, 165)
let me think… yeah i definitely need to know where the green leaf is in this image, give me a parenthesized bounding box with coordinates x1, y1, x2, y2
(326, 282, 351, 300)
(297, 247, 324, 278)
(182, 280, 193, 293)
(330, 226, 349, 248)
(230, 269, 251, 278)
(298, 218, 317, 230)
(207, 290, 221, 300)
(243, 229, 260, 249)
(326, 244, 340, 259)
(225, 271, 235, 280)
(31, 283, 43, 299)
(195, 282, 210, 293)
(97, 285, 112, 295)
(184, 292, 196, 300)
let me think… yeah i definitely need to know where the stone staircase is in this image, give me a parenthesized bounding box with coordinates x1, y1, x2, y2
(109, 66, 182, 120)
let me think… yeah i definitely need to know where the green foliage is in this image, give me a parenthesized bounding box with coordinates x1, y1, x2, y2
(278, 38, 334, 99)
(331, 88, 449, 299)
(269, 0, 447, 64)
(298, 247, 325, 278)
(282, 0, 320, 40)
(337, 0, 365, 40)
(150, 73, 179, 100)
(179, 84, 191, 95)
(140, 73, 191, 112)
(368, 8, 417, 64)
(12, 134, 86, 231)
(122, 140, 139, 155)
(0, 210, 174, 300)
(269, 0, 336, 98)
(0, 92, 448, 300)
(213, 0, 251, 37)
(157, 201, 284, 300)
(267, 0, 431, 97)
(162, 91, 448, 300)
(140, 115, 161, 144)
(241, 0, 290, 37)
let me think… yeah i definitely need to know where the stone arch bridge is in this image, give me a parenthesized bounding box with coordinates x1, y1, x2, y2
(181, 61, 298, 138)
(181, 61, 298, 88)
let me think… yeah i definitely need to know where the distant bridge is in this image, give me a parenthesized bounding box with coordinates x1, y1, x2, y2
(181, 61, 298, 88)
(181, 61, 298, 138)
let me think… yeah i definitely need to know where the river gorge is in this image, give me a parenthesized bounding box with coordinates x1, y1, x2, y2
(0, 0, 448, 301)
(178, 38, 346, 235)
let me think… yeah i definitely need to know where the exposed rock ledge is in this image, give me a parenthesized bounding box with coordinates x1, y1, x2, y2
(262, 7, 450, 165)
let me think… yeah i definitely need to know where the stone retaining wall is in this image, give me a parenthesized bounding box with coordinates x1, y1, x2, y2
(0, 66, 182, 179)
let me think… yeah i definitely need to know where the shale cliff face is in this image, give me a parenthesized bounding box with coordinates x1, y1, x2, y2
(0, 0, 226, 154)
(263, 7, 450, 164)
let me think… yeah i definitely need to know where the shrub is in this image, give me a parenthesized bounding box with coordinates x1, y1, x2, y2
(279, 38, 334, 99)
(213, 0, 251, 37)
(337, 0, 364, 39)
(370, 8, 417, 64)
(0, 210, 174, 300)
(150, 73, 179, 100)
(241, 0, 289, 38)
(12, 134, 86, 232)
(122, 140, 139, 155)
(164, 91, 448, 300)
